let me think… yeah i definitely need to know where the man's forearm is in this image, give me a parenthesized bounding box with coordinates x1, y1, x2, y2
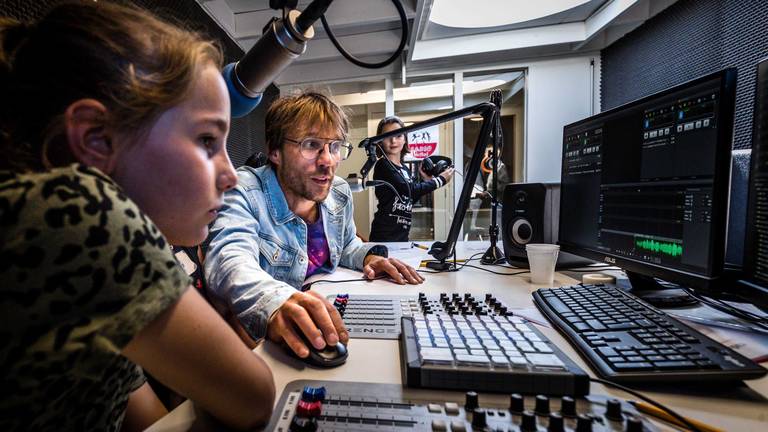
(205, 252, 296, 340)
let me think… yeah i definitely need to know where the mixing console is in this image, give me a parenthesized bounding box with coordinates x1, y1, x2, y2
(327, 294, 418, 339)
(268, 380, 658, 431)
(401, 293, 590, 396)
(329, 292, 520, 340)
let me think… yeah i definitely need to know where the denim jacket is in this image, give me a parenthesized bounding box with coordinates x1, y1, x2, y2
(204, 165, 376, 340)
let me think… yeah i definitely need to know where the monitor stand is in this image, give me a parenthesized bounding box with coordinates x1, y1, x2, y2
(625, 271, 699, 308)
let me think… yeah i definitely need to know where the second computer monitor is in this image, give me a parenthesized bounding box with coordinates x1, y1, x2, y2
(558, 68, 737, 290)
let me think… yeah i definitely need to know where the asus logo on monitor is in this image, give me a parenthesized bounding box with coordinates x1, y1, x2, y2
(604, 257, 616, 264)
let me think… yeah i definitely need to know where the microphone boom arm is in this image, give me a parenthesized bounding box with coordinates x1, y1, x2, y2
(355, 99, 499, 263)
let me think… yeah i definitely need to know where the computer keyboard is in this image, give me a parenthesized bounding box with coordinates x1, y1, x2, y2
(400, 293, 590, 396)
(533, 284, 767, 383)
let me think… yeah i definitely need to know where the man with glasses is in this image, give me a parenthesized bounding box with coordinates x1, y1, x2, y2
(204, 92, 423, 359)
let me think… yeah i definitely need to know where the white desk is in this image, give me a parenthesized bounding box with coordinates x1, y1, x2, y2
(148, 241, 768, 431)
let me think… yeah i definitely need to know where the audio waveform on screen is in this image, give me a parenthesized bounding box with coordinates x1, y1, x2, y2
(634, 237, 683, 257)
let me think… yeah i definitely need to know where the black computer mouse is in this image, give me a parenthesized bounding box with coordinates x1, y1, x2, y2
(294, 332, 348, 368)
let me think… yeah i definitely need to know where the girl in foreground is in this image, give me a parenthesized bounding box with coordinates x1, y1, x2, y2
(0, 2, 274, 430)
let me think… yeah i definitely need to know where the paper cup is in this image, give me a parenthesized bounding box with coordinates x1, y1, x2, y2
(526, 243, 560, 285)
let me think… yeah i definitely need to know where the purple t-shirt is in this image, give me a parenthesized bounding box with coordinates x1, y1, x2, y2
(305, 213, 330, 277)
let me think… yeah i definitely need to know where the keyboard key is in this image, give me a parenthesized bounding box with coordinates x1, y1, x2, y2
(524, 332, 542, 342)
(466, 340, 483, 349)
(608, 322, 638, 330)
(516, 342, 536, 353)
(508, 356, 529, 367)
(613, 362, 653, 370)
(428, 403, 443, 414)
(653, 360, 696, 369)
(491, 356, 509, 366)
(431, 419, 447, 431)
(525, 353, 565, 368)
(421, 348, 452, 357)
(573, 322, 591, 331)
(456, 354, 490, 365)
(499, 341, 517, 349)
(450, 420, 467, 432)
(666, 355, 686, 361)
(418, 338, 434, 347)
(482, 341, 500, 351)
(444, 402, 460, 415)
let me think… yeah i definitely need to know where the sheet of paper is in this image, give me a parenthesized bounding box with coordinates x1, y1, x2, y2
(393, 248, 431, 269)
(681, 321, 768, 362)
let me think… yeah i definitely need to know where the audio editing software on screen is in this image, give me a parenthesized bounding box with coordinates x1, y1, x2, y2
(560, 78, 722, 276)
(749, 80, 768, 285)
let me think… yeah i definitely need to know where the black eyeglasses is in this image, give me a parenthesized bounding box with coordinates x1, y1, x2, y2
(285, 137, 353, 161)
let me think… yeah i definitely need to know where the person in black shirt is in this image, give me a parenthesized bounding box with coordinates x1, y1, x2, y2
(369, 116, 454, 242)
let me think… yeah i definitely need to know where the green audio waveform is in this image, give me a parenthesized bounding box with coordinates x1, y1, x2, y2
(635, 238, 683, 257)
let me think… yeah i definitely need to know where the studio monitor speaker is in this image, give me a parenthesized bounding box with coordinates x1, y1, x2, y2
(502, 183, 591, 268)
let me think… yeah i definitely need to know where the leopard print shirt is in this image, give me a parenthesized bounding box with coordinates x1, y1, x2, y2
(0, 164, 190, 431)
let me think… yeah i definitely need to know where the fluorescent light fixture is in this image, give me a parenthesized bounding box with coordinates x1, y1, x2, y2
(430, 0, 591, 28)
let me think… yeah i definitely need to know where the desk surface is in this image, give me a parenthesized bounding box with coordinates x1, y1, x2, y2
(148, 241, 768, 431)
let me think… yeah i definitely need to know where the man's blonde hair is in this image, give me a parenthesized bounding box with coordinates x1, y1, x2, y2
(265, 92, 349, 164)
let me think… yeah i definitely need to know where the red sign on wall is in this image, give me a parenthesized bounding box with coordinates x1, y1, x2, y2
(409, 142, 438, 159)
(405, 125, 440, 161)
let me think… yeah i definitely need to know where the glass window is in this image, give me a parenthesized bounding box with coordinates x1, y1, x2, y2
(461, 70, 526, 240)
(393, 74, 456, 241)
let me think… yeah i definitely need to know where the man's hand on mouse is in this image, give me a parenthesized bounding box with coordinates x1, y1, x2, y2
(363, 256, 424, 285)
(267, 290, 348, 358)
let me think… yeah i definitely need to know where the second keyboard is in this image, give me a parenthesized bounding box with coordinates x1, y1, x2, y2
(533, 284, 767, 383)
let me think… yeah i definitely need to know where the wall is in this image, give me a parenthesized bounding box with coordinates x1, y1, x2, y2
(601, 0, 768, 151)
(341, 107, 373, 239)
(526, 56, 599, 183)
(0, 0, 276, 167)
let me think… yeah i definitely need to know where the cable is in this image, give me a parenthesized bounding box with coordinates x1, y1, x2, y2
(417, 253, 529, 276)
(302, 275, 387, 291)
(681, 286, 768, 325)
(369, 178, 404, 203)
(679, 286, 768, 330)
(418, 252, 485, 274)
(461, 263, 529, 276)
(320, 0, 407, 69)
(589, 377, 702, 432)
(376, 143, 412, 204)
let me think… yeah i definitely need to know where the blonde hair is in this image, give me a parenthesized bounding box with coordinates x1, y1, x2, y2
(0, 1, 223, 171)
(264, 92, 349, 164)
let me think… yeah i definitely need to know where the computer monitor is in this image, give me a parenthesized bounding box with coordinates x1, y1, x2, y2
(558, 68, 737, 305)
(740, 59, 768, 308)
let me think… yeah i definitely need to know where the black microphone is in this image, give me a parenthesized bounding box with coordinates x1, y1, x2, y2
(345, 174, 384, 193)
(223, 0, 333, 117)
